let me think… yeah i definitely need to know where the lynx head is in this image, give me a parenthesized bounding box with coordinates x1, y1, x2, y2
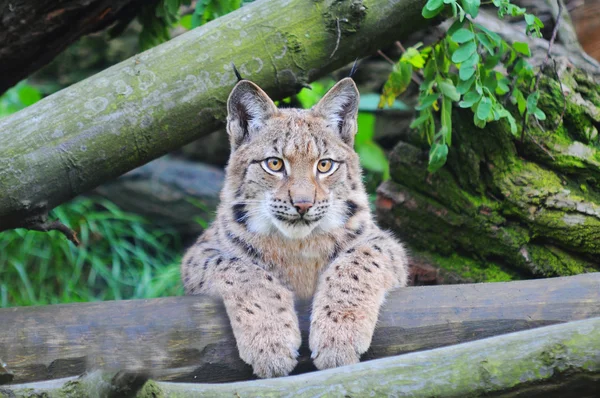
(224, 78, 365, 239)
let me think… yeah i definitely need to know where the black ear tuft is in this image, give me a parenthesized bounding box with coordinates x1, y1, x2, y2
(349, 58, 360, 78)
(312, 78, 360, 146)
(226, 80, 277, 151)
(231, 62, 243, 82)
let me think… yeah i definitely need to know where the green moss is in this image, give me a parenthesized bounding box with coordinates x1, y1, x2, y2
(527, 244, 593, 277)
(136, 380, 164, 398)
(423, 251, 517, 282)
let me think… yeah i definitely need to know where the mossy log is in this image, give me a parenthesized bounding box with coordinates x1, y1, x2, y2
(2, 317, 599, 398)
(377, 59, 600, 282)
(0, 274, 598, 386)
(0, 0, 430, 232)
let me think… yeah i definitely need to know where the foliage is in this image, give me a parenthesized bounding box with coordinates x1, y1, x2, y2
(0, 81, 41, 118)
(380, 0, 545, 172)
(138, 0, 251, 50)
(297, 80, 392, 183)
(0, 197, 183, 308)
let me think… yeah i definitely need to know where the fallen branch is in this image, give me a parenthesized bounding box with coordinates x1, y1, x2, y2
(1, 273, 598, 385)
(4, 317, 600, 397)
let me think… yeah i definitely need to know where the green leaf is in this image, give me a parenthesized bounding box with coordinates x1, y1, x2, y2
(513, 88, 527, 115)
(16, 85, 42, 107)
(425, 0, 444, 11)
(526, 91, 539, 113)
(476, 96, 492, 120)
(447, 19, 464, 37)
(441, 95, 453, 145)
(356, 112, 376, 144)
(476, 32, 495, 54)
(513, 41, 531, 57)
(422, 4, 444, 19)
(401, 47, 426, 68)
(496, 74, 510, 95)
(457, 74, 476, 94)
(473, 112, 487, 128)
(524, 14, 535, 25)
(502, 111, 518, 136)
(452, 41, 477, 63)
(379, 62, 413, 107)
(355, 141, 390, 175)
(410, 112, 430, 129)
(461, 52, 479, 67)
(475, 24, 502, 46)
(439, 79, 460, 101)
(459, 90, 481, 108)
(459, 65, 476, 81)
(428, 143, 449, 173)
(461, 0, 480, 18)
(451, 29, 474, 43)
(533, 108, 546, 120)
(416, 93, 440, 110)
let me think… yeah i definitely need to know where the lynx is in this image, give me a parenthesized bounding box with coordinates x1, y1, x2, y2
(181, 77, 408, 378)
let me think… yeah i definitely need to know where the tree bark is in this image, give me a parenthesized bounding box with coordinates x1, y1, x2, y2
(2, 316, 599, 397)
(0, 274, 598, 385)
(0, 0, 150, 95)
(0, 0, 430, 233)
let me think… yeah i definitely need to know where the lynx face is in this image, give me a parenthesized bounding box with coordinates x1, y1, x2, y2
(224, 79, 362, 239)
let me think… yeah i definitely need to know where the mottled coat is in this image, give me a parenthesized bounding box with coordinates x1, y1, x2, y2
(181, 78, 408, 378)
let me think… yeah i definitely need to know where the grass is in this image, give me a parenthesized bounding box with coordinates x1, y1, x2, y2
(0, 196, 184, 308)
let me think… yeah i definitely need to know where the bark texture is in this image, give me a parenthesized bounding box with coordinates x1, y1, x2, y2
(0, 274, 598, 385)
(0, 0, 429, 233)
(0, 0, 149, 95)
(377, 57, 600, 282)
(2, 317, 599, 397)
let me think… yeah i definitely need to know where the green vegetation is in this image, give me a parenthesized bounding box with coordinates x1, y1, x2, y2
(0, 197, 183, 308)
(0, 81, 41, 118)
(380, 0, 546, 172)
(137, 0, 251, 50)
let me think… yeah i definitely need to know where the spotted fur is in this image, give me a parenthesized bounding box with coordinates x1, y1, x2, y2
(181, 78, 408, 378)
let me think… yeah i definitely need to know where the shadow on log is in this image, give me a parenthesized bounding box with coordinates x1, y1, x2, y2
(0, 274, 598, 386)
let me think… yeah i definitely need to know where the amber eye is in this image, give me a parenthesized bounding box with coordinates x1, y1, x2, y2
(265, 157, 284, 172)
(317, 159, 334, 174)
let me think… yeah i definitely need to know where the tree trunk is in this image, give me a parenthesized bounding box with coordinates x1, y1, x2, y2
(0, 0, 430, 233)
(2, 316, 599, 397)
(377, 57, 600, 282)
(0, 0, 150, 95)
(0, 274, 598, 385)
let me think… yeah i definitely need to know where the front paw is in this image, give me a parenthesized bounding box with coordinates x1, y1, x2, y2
(309, 312, 373, 370)
(236, 321, 301, 378)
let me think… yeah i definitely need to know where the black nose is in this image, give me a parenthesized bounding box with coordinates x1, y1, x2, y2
(294, 202, 313, 215)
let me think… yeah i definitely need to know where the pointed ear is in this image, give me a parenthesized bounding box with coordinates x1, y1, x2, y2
(227, 80, 277, 151)
(312, 78, 360, 146)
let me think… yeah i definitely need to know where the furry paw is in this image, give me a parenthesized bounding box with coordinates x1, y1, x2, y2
(235, 319, 302, 378)
(309, 312, 373, 370)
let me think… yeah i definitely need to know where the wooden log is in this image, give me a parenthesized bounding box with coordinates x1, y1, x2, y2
(94, 157, 224, 238)
(3, 317, 600, 397)
(0, 274, 598, 385)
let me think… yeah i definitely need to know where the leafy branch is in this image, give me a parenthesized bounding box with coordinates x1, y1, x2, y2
(379, 0, 549, 172)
